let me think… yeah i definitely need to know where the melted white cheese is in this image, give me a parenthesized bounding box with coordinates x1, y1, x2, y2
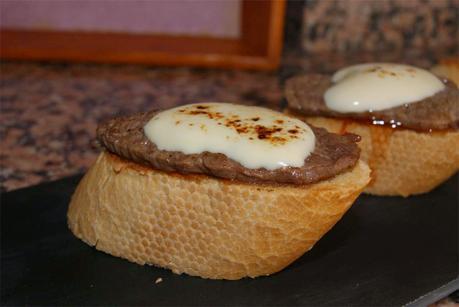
(144, 103, 315, 170)
(324, 63, 445, 112)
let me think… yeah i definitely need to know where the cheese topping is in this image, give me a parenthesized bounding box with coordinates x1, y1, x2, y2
(324, 63, 445, 112)
(144, 103, 315, 170)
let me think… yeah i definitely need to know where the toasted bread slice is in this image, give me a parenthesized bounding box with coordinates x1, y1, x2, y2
(68, 151, 370, 280)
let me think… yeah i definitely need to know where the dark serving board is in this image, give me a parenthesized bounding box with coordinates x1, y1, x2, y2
(1, 174, 458, 306)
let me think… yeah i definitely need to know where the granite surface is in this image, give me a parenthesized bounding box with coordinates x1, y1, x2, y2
(282, 0, 458, 79)
(302, 0, 459, 54)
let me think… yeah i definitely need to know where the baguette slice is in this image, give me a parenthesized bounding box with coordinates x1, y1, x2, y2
(68, 151, 370, 280)
(285, 112, 459, 197)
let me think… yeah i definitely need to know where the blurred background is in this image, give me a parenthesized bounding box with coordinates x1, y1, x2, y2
(0, 0, 458, 191)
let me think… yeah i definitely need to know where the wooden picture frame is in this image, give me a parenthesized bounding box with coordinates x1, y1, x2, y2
(0, 0, 286, 70)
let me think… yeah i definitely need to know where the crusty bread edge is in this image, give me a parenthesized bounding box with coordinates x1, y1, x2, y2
(68, 151, 370, 279)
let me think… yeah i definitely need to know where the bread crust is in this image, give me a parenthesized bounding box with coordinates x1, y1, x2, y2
(286, 113, 459, 196)
(68, 151, 370, 280)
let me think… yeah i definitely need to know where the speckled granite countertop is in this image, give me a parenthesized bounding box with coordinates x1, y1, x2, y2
(0, 51, 449, 191)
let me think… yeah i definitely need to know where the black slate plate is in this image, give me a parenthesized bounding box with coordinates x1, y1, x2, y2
(1, 174, 458, 306)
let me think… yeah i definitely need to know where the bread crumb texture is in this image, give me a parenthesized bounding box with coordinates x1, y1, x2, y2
(68, 152, 370, 280)
(301, 116, 459, 197)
